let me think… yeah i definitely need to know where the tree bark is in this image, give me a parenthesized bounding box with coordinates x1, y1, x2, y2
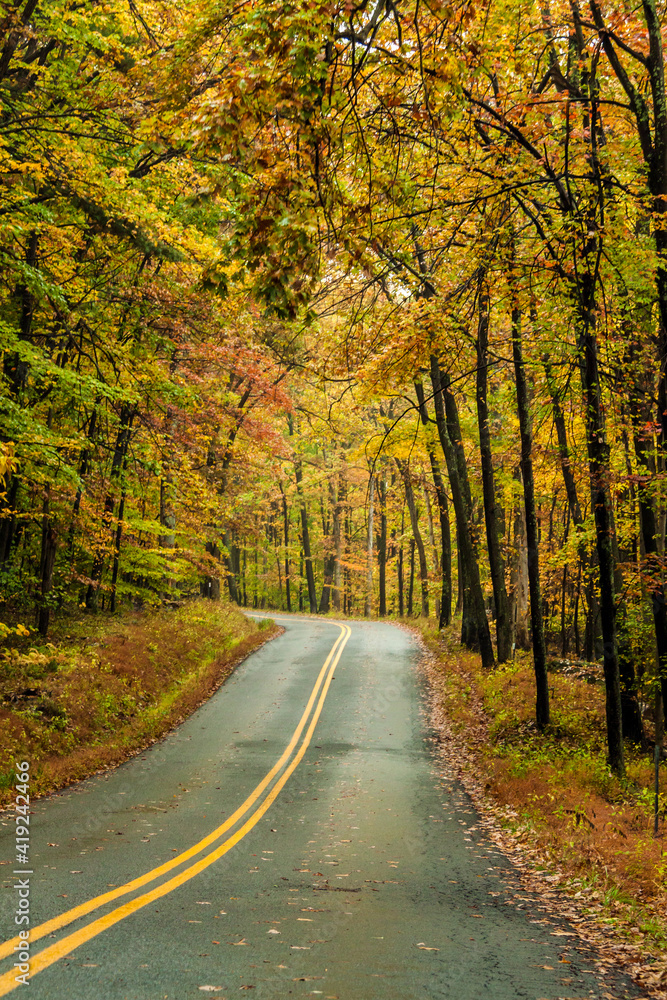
(201, 540, 221, 600)
(476, 280, 512, 661)
(332, 476, 343, 612)
(415, 381, 452, 627)
(429, 356, 494, 666)
(512, 307, 550, 729)
(37, 487, 56, 637)
(295, 459, 317, 613)
(377, 473, 387, 616)
(576, 269, 625, 774)
(397, 460, 429, 617)
(509, 467, 530, 649)
(397, 508, 405, 616)
(365, 473, 374, 617)
(85, 402, 136, 611)
(281, 485, 292, 612)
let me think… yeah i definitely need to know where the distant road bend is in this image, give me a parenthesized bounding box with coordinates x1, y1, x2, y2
(0, 615, 646, 999)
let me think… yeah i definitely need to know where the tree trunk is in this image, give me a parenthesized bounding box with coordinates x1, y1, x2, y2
(37, 489, 56, 637)
(429, 357, 494, 666)
(512, 307, 550, 729)
(415, 381, 452, 627)
(377, 473, 387, 616)
(509, 468, 530, 650)
(319, 478, 337, 613)
(86, 402, 136, 611)
(398, 508, 405, 616)
(201, 540, 221, 600)
(223, 530, 240, 604)
(476, 280, 512, 661)
(365, 473, 374, 617)
(577, 273, 624, 774)
(109, 488, 126, 613)
(332, 476, 343, 612)
(295, 460, 317, 613)
(397, 460, 429, 617)
(423, 484, 440, 621)
(281, 486, 292, 612)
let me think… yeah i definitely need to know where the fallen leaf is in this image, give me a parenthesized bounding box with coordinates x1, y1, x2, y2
(231, 939, 248, 946)
(198, 988, 224, 993)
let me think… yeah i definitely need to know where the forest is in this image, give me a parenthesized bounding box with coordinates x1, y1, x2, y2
(1, 0, 667, 779)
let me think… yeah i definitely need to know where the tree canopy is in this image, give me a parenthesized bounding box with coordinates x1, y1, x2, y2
(3, 0, 667, 774)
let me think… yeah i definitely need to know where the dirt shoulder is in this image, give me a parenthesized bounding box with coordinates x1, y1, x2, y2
(0, 599, 279, 808)
(414, 622, 667, 1000)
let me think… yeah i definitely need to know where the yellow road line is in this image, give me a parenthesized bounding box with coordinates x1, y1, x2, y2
(0, 625, 350, 996)
(0, 623, 350, 974)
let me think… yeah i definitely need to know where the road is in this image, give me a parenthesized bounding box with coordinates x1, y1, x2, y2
(0, 615, 647, 999)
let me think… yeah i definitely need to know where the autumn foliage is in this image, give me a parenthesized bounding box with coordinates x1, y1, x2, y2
(2, 0, 667, 774)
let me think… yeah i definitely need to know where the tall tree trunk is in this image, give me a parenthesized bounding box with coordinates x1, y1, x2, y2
(423, 484, 440, 621)
(415, 381, 452, 627)
(377, 473, 387, 616)
(295, 460, 317, 613)
(429, 357, 494, 667)
(201, 540, 221, 600)
(509, 468, 530, 649)
(476, 280, 512, 661)
(281, 486, 292, 612)
(365, 473, 374, 617)
(319, 553, 334, 613)
(86, 402, 136, 611)
(1, 232, 37, 566)
(512, 306, 550, 729)
(332, 476, 343, 612)
(397, 461, 429, 617)
(577, 273, 624, 774)
(398, 508, 405, 617)
(67, 402, 100, 558)
(0, 476, 19, 564)
(37, 487, 56, 637)
(223, 530, 240, 604)
(109, 487, 127, 613)
(319, 478, 336, 613)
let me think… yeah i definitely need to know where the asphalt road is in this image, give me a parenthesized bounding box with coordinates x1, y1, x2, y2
(0, 615, 648, 999)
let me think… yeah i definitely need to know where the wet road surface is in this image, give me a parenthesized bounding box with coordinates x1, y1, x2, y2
(0, 615, 648, 998)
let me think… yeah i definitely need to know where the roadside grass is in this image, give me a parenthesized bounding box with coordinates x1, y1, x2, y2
(0, 599, 278, 808)
(417, 620, 667, 970)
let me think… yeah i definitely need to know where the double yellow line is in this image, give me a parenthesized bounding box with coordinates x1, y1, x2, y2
(0, 622, 351, 995)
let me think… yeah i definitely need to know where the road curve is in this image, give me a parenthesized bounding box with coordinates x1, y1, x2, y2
(0, 615, 646, 999)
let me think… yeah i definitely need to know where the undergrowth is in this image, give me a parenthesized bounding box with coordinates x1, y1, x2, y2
(418, 619, 667, 962)
(0, 599, 276, 807)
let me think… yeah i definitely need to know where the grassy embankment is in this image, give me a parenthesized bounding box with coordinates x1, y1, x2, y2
(0, 599, 278, 809)
(419, 622, 667, 984)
